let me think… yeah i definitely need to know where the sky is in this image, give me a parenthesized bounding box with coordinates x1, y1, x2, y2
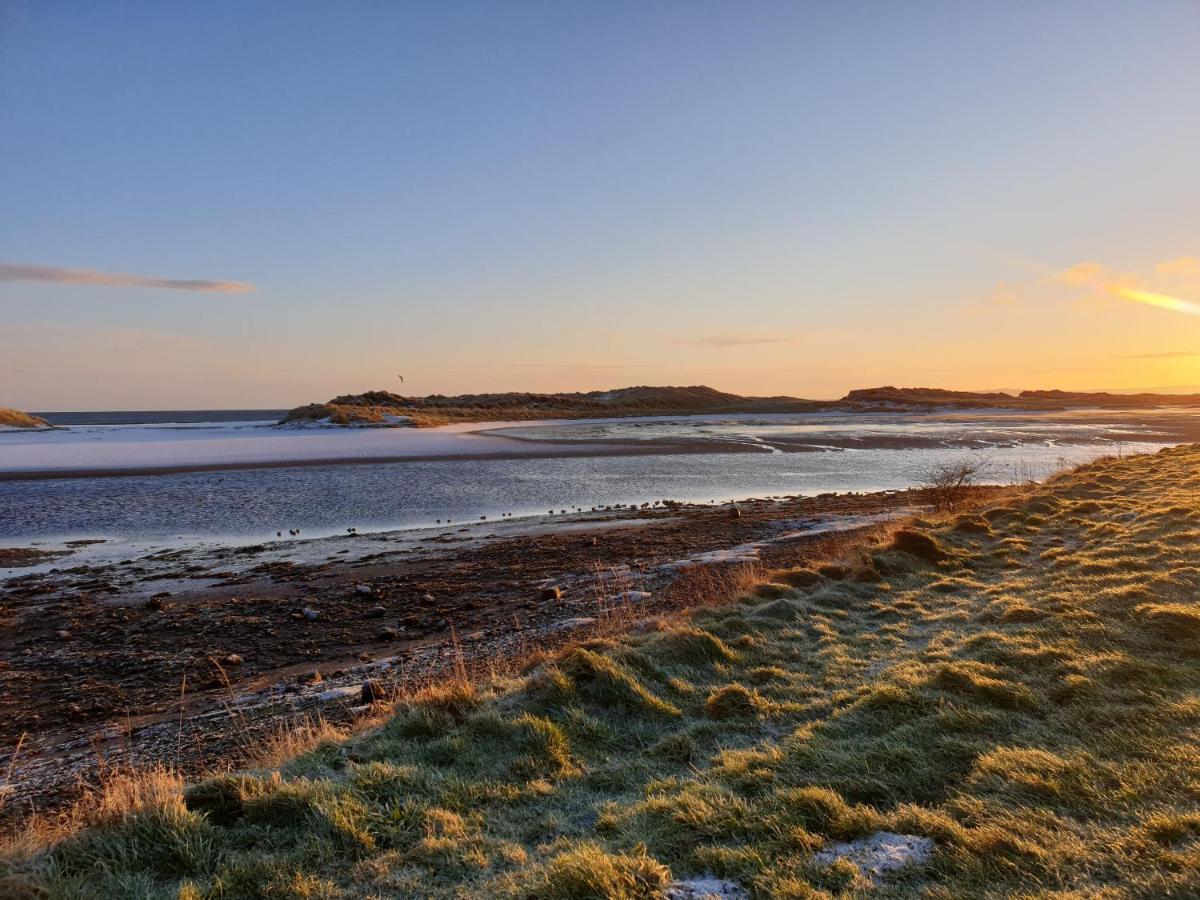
(2, 1, 1200, 410)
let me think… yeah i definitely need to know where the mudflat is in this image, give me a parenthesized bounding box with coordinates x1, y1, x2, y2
(0, 486, 940, 816)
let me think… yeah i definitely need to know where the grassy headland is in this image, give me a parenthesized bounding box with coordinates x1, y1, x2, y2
(0, 408, 49, 430)
(8, 446, 1200, 897)
(279, 386, 826, 427)
(281, 385, 1200, 427)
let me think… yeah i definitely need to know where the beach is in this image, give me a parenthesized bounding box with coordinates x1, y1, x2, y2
(0, 484, 934, 816)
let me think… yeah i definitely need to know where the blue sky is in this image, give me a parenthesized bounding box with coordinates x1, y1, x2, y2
(3, 1, 1200, 409)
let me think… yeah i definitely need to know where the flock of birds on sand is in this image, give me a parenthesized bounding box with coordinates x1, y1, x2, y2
(269, 498, 730, 542)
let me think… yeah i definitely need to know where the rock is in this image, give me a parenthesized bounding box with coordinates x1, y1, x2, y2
(421, 593, 435, 602)
(302, 607, 320, 621)
(223, 653, 243, 666)
(144, 595, 165, 611)
(361, 680, 386, 703)
(364, 605, 387, 619)
(812, 831, 934, 884)
(376, 626, 400, 641)
(539, 586, 563, 601)
(55, 630, 71, 640)
(355, 584, 373, 595)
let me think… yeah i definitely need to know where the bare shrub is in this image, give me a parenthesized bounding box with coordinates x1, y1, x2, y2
(921, 458, 986, 512)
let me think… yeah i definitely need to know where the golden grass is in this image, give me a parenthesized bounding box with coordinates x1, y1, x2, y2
(9, 446, 1200, 897)
(0, 408, 48, 429)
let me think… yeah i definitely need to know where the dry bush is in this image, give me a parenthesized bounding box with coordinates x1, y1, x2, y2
(922, 458, 987, 512)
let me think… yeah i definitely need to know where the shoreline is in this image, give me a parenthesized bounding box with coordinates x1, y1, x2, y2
(0, 484, 953, 817)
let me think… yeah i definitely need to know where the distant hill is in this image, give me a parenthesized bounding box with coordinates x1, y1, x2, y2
(280, 384, 1200, 427)
(1018, 389, 1200, 407)
(843, 386, 1031, 408)
(848, 386, 1200, 410)
(280, 385, 827, 427)
(0, 407, 50, 430)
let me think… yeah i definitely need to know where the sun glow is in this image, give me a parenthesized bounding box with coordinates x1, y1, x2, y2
(1113, 286, 1200, 316)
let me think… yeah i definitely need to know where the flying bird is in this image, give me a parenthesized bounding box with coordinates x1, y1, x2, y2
(397, 374, 404, 382)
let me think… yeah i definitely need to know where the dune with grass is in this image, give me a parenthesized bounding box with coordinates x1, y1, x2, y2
(7, 446, 1200, 896)
(0, 408, 48, 431)
(279, 386, 828, 428)
(282, 385, 1200, 428)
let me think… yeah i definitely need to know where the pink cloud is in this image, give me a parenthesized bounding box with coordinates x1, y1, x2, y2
(0, 263, 255, 294)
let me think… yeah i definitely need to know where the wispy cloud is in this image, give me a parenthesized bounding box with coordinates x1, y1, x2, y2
(686, 334, 798, 348)
(990, 282, 1020, 306)
(1054, 260, 1200, 315)
(1155, 256, 1200, 278)
(1118, 350, 1199, 360)
(0, 263, 255, 294)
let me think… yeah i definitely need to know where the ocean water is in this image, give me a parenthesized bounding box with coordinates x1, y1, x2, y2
(33, 410, 288, 426)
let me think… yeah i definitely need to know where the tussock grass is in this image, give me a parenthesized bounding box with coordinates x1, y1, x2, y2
(10, 445, 1200, 896)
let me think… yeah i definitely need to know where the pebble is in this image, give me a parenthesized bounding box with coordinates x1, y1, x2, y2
(302, 608, 320, 621)
(224, 653, 243, 666)
(355, 584, 373, 595)
(376, 626, 400, 641)
(364, 605, 387, 619)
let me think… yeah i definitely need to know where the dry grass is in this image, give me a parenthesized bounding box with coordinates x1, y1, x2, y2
(8, 446, 1200, 897)
(0, 408, 48, 429)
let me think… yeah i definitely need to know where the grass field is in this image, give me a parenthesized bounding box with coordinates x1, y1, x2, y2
(6, 445, 1200, 898)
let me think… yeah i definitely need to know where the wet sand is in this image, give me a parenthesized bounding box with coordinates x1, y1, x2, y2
(0, 438, 759, 482)
(4, 406, 1199, 481)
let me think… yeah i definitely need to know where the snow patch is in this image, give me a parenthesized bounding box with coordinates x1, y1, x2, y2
(315, 685, 361, 702)
(666, 876, 750, 899)
(608, 590, 652, 603)
(812, 831, 933, 882)
(664, 543, 763, 568)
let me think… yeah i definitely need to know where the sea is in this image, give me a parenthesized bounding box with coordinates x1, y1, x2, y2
(33, 410, 289, 426)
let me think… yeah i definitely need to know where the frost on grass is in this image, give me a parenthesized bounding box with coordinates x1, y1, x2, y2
(13, 445, 1200, 898)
